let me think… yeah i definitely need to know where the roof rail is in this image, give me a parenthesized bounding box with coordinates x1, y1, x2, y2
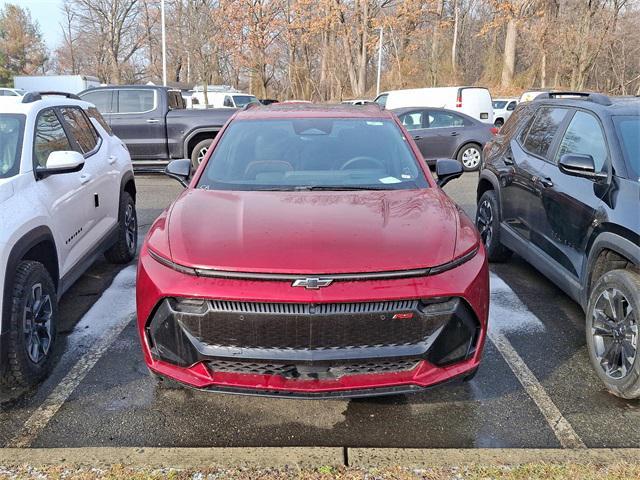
(22, 91, 81, 104)
(242, 102, 261, 111)
(534, 91, 612, 106)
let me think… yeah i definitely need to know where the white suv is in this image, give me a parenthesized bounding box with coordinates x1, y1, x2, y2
(0, 92, 137, 389)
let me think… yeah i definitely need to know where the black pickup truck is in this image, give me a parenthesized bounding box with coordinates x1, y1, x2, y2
(78, 85, 234, 169)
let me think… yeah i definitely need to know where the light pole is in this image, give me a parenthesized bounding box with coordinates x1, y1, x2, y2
(161, 0, 167, 86)
(376, 27, 383, 97)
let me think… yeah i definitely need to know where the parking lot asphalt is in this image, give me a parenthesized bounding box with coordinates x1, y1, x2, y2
(1, 174, 638, 450)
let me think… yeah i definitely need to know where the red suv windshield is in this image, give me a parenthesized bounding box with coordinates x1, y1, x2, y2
(197, 118, 429, 191)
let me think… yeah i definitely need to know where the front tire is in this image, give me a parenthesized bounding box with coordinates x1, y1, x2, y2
(457, 143, 482, 172)
(0, 261, 58, 389)
(476, 190, 512, 262)
(586, 269, 640, 399)
(104, 191, 137, 264)
(190, 139, 212, 171)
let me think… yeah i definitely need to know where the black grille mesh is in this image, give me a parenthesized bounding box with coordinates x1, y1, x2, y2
(207, 358, 420, 377)
(208, 300, 418, 315)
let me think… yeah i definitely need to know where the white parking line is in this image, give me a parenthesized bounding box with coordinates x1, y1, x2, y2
(488, 273, 586, 449)
(6, 266, 137, 448)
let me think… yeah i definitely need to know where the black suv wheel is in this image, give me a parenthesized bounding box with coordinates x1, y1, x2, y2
(0, 261, 58, 388)
(476, 190, 512, 262)
(586, 269, 640, 399)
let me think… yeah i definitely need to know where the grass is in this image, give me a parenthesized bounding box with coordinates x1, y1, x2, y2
(0, 463, 640, 480)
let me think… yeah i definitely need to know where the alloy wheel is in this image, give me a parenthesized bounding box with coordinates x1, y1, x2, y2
(592, 288, 638, 379)
(461, 147, 481, 170)
(476, 199, 493, 247)
(23, 283, 53, 364)
(125, 203, 137, 254)
(197, 146, 208, 164)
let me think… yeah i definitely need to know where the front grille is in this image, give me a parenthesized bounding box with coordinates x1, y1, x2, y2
(207, 358, 420, 378)
(174, 299, 436, 351)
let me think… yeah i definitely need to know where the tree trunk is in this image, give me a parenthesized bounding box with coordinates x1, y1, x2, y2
(356, 0, 368, 96)
(451, 0, 459, 81)
(501, 18, 517, 88)
(540, 52, 546, 88)
(430, 0, 444, 86)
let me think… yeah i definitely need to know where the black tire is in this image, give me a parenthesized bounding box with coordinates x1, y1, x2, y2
(586, 269, 640, 399)
(476, 190, 512, 262)
(0, 261, 58, 389)
(457, 143, 483, 172)
(190, 139, 213, 171)
(104, 191, 137, 264)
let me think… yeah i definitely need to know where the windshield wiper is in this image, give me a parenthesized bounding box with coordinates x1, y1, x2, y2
(293, 185, 390, 191)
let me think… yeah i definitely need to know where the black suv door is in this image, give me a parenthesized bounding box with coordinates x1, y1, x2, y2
(501, 106, 570, 248)
(538, 109, 610, 278)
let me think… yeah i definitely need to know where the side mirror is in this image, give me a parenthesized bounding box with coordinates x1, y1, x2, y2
(435, 158, 464, 188)
(37, 150, 85, 178)
(165, 159, 191, 187)
(558, 153, 607, 181)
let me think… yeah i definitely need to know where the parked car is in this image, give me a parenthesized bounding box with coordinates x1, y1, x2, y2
(375, 87, 494, 124)
(392, 107, 496, 171)
(190, 86, 259, 109)
(519, 89, 554, 103)
(341, 99, 374, 105)
(0, 92, 137, 389)
(476, 92, 640, 398)
(0, 88, 26, 98)
(259, 98, 279, 105)
(492, 98, 518, 127)
(137, 104, 489, 398)
(79, 86, 235, 168)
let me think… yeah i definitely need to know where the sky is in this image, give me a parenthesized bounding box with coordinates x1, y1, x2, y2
(0, 0, 64, 50)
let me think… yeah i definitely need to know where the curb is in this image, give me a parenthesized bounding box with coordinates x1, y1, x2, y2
(1, 447, 640, 469)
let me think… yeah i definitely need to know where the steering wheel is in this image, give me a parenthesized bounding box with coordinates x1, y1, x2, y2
(339, 156, 385, 171)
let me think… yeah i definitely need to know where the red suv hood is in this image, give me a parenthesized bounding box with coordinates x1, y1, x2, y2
(165, 188, 460, 274)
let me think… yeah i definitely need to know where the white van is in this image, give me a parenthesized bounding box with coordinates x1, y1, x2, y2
(374, 86, 494, 124)
(191, 86, 259, 109)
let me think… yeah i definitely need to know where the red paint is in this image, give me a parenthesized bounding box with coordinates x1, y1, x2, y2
(136, 105, 490, 396)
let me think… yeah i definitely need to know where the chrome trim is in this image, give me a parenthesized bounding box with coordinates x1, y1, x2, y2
(148, 246, 479, 281)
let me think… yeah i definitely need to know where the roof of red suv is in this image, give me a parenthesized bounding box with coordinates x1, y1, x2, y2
(235, 103, 391, 120)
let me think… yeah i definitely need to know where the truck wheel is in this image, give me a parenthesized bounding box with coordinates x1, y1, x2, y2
(476, 190, 512, 262)
(586, 269, 640, 399)
(190, 139, 212, 170)
(105, 192, 137, 264)
(0, 261, 58, 389)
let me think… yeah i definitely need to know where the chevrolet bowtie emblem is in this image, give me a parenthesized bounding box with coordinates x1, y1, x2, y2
(292, 278, 333, 289)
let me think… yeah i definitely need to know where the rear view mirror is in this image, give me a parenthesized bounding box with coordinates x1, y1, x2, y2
(165, 159, 192, 187)
(558, 154, 607, 181)
(37, 150, 85, 178)
(435, 158, 463, 188)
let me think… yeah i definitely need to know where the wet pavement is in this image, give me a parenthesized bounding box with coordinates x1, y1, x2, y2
(1, 174, 638, 449)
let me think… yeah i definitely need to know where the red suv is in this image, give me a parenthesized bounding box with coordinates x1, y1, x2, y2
(136, 104, 489, 398)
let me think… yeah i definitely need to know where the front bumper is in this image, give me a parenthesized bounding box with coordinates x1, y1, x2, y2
(136, 245, 489, 397)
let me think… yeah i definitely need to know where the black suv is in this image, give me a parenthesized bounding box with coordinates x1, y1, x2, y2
(476, 92, 640, 399)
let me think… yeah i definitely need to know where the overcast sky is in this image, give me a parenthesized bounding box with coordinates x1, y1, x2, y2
(0, 0, 63, 51)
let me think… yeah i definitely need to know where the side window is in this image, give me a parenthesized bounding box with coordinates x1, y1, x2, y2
(223, 96, 234, 107)
(33, 109, 73, 168)
(86, 107, 114, 136)
(502, 104, 532, 137)
(427, 111, 465, 128)
(118, 90, 155, 113)
(399, 111, 425, 131)
(556, 111, 608, 171)
(60, 107, 100, 155)
(521, 107, 568, 159)
(374, 94, 388, 108)
(81, 90, 114, 113)
(168, 91, 184, 110)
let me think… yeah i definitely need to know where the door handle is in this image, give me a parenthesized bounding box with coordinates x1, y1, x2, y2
(146, 118, 160, 124)
(450, 131, 459, 136)
(412, 135, 423, 140)
(538, 177, 554, 188)
(79, 173, 92, 184)
(108, 155, 116, 164)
